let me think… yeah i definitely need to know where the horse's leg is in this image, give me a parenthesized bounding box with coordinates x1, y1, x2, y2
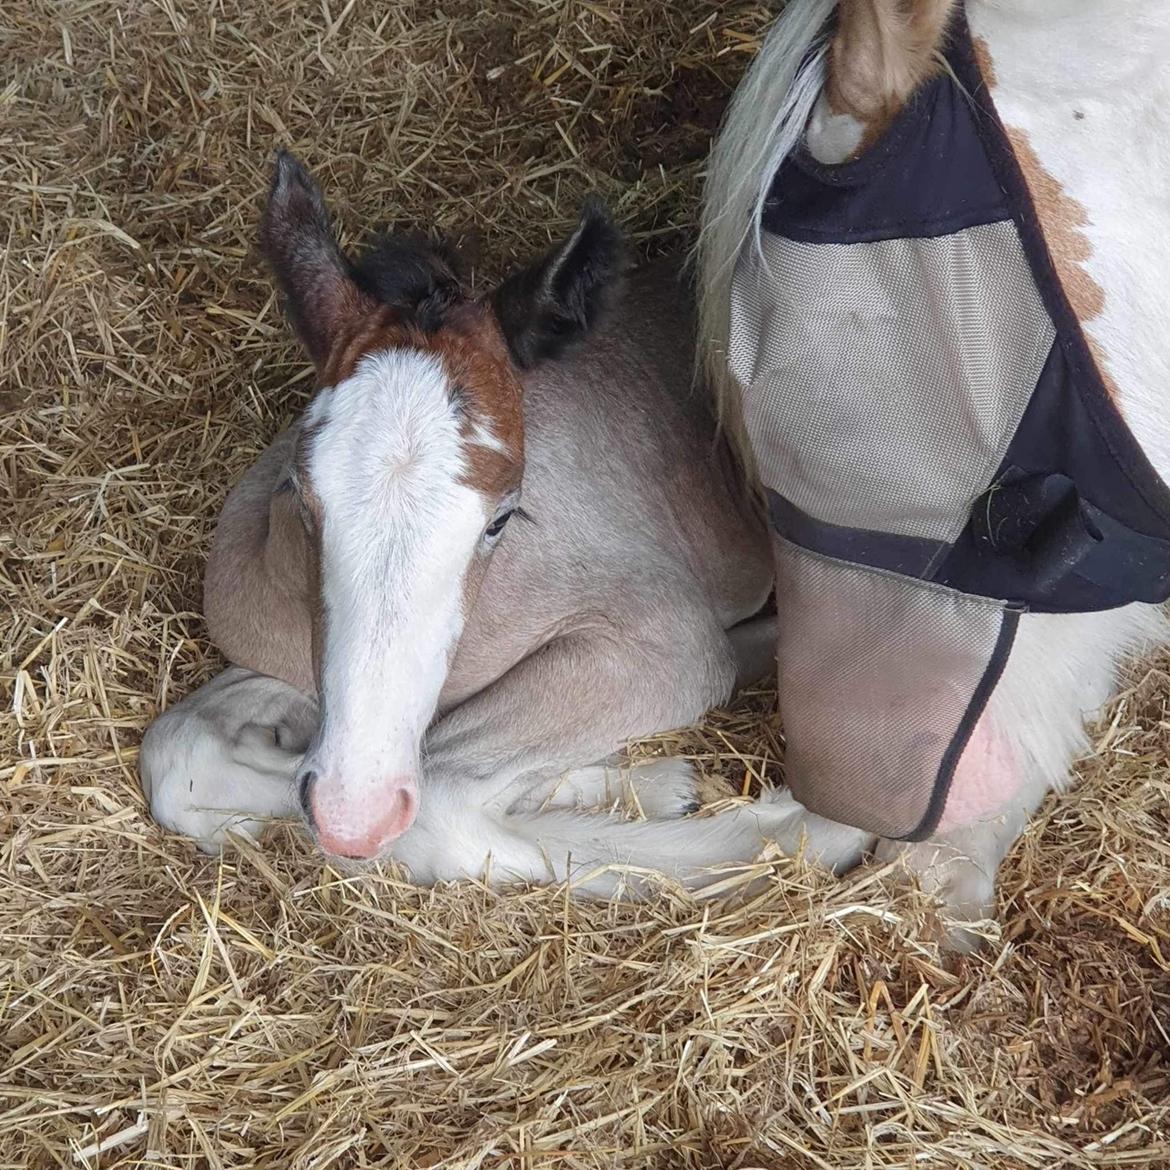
(387, 622, 722, 885)
(508, 756, 703, 820)
(388, 618, 873, 891)
(509, 614, 779, 821)
(140, 667, 318, 852)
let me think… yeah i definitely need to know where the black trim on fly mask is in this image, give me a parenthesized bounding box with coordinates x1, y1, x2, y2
(907, 605, 1021, 844)
(761, 55, 1010, 244)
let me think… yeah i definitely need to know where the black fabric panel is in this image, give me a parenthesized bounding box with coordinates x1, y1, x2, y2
(935, 343, 1170, 609)
(767, 491, 946, 578)
(761, 56, 1009, 244)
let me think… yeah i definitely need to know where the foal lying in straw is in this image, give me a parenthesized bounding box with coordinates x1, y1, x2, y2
(143, 152, 867, 892)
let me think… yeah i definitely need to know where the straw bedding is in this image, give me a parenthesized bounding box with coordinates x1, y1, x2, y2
(3, 1, 1169, 1166)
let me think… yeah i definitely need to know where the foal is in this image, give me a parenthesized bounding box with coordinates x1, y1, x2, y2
(696, 0, 1170, 943)
(142, 153, 810, 884)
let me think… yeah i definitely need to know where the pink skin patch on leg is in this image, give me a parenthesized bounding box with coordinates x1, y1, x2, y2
(936, 716, 1019, 832)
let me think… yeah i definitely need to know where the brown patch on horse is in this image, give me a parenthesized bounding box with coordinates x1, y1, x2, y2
(434, 305, 525, 495)
(318, 305, 415, 388)
(1002, 130, 1106, 326)
(827, 0, 957, 155)
(971, 33, 997, 89)
(315, 299, 524, 496)
(1003, 129, 1116, 395)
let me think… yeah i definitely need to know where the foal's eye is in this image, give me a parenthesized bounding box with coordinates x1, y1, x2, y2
(485, 509, 514, 540)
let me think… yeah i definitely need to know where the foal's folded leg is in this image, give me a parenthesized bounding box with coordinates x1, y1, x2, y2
(508, 756, 703, 820)
(140, 667, 318, 852)
(390, 618, 873, 892)
(389, 619, 733, 886)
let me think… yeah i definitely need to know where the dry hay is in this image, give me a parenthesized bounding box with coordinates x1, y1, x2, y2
(2, 1, 1169, 1166)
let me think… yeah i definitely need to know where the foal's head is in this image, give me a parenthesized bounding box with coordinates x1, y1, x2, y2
(261, 152, 621, 860)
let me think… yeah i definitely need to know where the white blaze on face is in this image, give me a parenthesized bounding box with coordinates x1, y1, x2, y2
(301, 348, 490, 855)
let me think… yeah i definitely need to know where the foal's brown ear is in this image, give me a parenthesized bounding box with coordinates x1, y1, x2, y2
(261, 151, 371, 366)
(491, 199, 624, 369)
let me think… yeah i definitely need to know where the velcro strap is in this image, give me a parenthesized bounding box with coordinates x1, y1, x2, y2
(973, 469, 1170, 605)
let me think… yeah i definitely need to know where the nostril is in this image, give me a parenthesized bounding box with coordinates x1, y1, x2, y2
(393, 786, 418, 832)
(297, 770, 316, 821)
(307, 778, 419, 860)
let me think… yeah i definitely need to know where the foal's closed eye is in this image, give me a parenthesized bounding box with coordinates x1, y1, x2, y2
(484, 506, 532, 542)
(485, 511, 513, 538)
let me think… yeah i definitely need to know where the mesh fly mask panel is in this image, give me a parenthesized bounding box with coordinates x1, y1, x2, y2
(729, 7, 1170, 839)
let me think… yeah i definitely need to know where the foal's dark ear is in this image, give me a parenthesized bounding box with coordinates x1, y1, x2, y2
(491, 199, 623, 369)
(260, 151, 369, 365)
(351, 236, 463, 333)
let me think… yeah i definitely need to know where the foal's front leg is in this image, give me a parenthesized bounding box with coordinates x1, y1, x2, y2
(390, 621, 874, 891)
(389, 622, 736, 886)
(140, 667, 317, 852)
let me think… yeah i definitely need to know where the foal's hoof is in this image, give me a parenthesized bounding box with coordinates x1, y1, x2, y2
(140, 712, 302, 853)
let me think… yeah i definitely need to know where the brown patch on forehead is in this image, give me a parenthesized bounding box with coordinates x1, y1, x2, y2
(318, 304, 421, 389)
(429, 305, 525, 496)
(311, 300, 524, 497)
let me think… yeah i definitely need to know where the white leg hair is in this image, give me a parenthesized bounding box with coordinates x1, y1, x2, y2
(140, 667, 316, 853)
(141, 628, 873, 892)
(388, 779, 873, 896)
(506, 756, 703, 820)
(383, 616, 869, 893)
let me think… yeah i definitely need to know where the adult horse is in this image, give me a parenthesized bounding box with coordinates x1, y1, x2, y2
(696, 0, 1170, 943)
